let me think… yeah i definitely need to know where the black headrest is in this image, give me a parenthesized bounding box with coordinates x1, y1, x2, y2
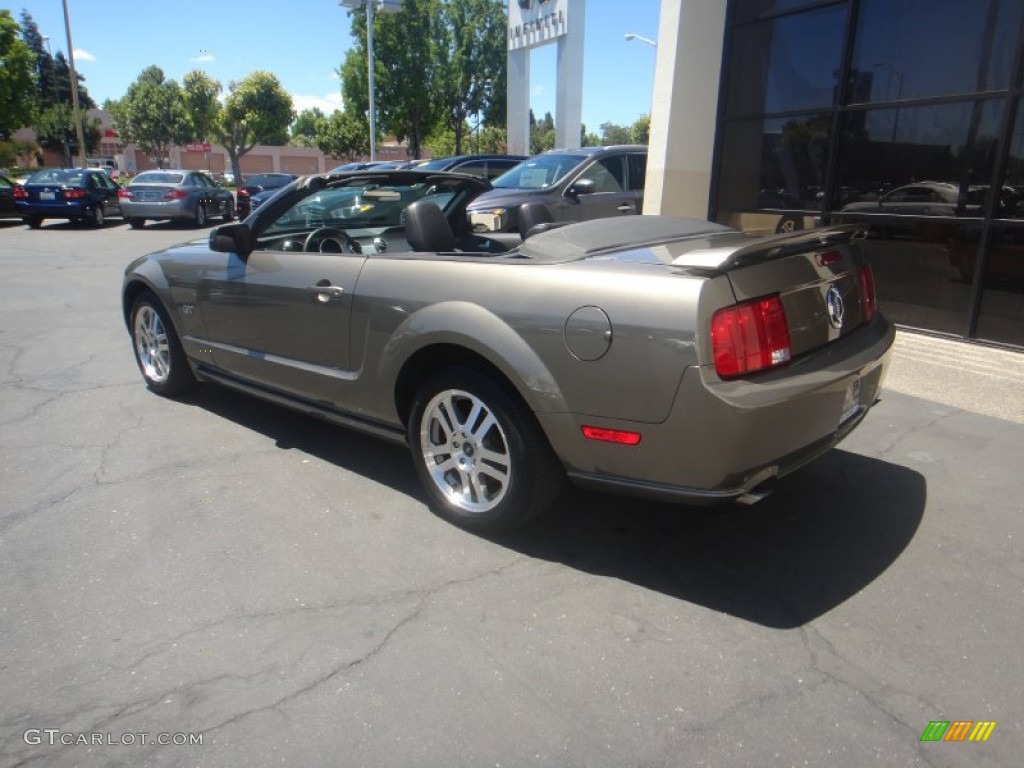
(518, 201, 555, 240)
(405, 201, 456, 252)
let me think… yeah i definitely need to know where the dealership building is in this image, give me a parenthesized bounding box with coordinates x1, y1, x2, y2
(512, 0, 1024, 348)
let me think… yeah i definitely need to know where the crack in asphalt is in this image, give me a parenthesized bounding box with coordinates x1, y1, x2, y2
(0, 559, 524, 765)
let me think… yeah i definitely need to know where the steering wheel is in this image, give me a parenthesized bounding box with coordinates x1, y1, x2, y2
(303, 227, 357, 253)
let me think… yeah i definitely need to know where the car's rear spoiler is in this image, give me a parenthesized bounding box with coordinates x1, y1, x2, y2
(670, 225, 867, 272)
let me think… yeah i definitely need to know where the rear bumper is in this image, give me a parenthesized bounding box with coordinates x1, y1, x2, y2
(542, 314, 895, 504)
(120, 200, 191, 219)
(16, 200, 91, 219)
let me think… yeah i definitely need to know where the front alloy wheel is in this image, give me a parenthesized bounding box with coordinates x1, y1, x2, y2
(130, 292, 194, 396)
(409, 367, 563, 532)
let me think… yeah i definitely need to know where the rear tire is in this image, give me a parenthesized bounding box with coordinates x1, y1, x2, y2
(90, 205, 104, 227)
(223, 199, 235, 222)
(24, 217, 42, 229)
(129, 291, 195, 397)
(193, 203, 207, 228)
(127, 218, 145, 229)
(408, 366, 564, 533)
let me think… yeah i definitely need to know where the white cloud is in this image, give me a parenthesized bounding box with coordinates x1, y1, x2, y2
(532, 85, 545, 97)
(192, 54, 216, 63)
(291, 91, 344, 115)
(73, 49, 96, 62)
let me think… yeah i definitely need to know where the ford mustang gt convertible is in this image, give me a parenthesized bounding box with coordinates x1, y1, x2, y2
(122, 170, 894, 532)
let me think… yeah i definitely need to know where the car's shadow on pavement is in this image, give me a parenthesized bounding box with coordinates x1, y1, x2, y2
(502, 451, 926, 628)
(188, 386, 926, 629)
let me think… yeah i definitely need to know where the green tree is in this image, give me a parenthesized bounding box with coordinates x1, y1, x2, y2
(631, 114, 650, 145)
(0, 10, 37, 138)
(341, 0, 442, 159)
(599, 121, 633, 145)
(315, 109, 369, 161)
(109, 66, 188, 168)
(530, 110, 555, 155)
(18, 11, 54, 112)
(213, 71, 294, 182)
(435, 0, 507, 155)
(182, 70, 221, 143)
(33, 103, 100, 156)
(52, 51, 94, 110)
(291, 107, 325, 147)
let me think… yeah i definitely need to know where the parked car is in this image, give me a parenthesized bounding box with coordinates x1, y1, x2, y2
(236, 173, 297, 219)
(246, 185, 287, 214)
(14, 168, 122, 228)
(118, 170, 235, 228)
(122, 169, 892, 533)
(466, 145, 647, 233)
(413, 154, 528, 180)
(0, 174, 19, 219)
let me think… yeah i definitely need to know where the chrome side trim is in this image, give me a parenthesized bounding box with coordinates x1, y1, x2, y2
(184, 336, 359, 381)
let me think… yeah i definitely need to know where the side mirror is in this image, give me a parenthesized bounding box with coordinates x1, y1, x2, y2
(209, 222, 253, 257)
(567, 177, 596, 198)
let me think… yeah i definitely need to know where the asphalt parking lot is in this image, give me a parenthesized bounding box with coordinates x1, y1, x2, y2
(1, 217, 1021, 768)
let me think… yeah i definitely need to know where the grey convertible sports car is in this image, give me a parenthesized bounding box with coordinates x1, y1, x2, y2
(123, 170, 894, 532)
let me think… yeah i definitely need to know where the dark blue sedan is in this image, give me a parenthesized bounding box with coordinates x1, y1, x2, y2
(15, 168, 122, 228)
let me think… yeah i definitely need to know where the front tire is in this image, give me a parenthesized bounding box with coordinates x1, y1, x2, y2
(130, 292, 195, 397)
(408, 367, 563, 532)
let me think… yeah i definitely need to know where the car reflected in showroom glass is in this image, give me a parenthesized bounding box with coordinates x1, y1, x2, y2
(122, 169, 893, 533)
(717, 0, 1024, 346)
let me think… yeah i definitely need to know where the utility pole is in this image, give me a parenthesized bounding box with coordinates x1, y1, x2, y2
(62, 0, 87, 168)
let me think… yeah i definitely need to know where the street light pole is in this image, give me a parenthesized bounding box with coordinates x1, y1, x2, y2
(366, 0, 377, 161)
(340, 1, 398, 161)
(62, 0, 87, 168)
(624, 33, 657, 47)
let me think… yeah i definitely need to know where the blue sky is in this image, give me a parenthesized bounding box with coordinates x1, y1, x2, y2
(10, 0, 661, 132)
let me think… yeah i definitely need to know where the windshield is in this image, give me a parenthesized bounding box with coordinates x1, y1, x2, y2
(415, 158, 456, 171)
(246, 174, 293, 187)
(27, 169, 84, 185)
(490, 154, 587, 189)
(260, 178, 470, 240)
(134, 172, 184, 185)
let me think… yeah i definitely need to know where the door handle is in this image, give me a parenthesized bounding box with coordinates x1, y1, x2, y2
(308, 284, 344, 302)
(617, 204, 634, 212)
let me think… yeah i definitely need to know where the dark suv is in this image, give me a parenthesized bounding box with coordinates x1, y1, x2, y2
(465, 145, 647, 233)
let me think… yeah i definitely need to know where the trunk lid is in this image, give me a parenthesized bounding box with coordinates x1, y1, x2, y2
(674, 226, 873, 359)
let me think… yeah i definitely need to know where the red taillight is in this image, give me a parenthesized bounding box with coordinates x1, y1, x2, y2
(118, 188, 133, 199)
(13, 186, 27, 199)
(859, 265, 876, 322)
(164, 190, 188, 200)
(711, 295, 792, 379)
(237, 188, 250, 198)
(582, 426, 642, 445)
(62, 188, 86, 199)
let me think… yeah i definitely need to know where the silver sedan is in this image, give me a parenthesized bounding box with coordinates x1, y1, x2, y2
(119, 170, 235, 228)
